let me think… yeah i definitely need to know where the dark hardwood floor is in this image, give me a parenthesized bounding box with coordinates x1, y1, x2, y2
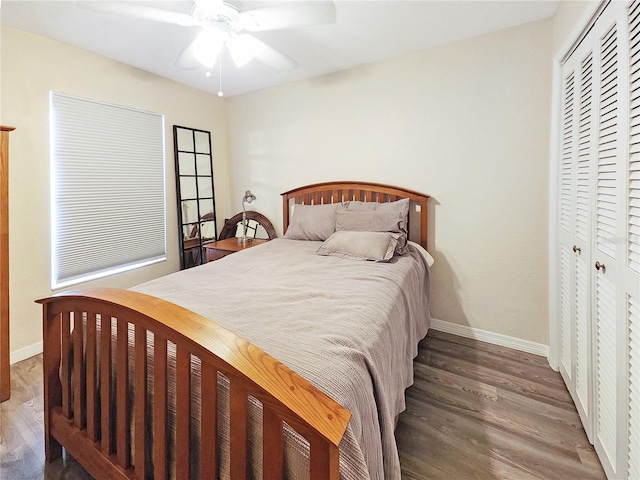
(0, 330, 605, 479)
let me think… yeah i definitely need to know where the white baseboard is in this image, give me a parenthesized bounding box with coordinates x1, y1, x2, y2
(10, 341, 43, 365)
(430, 318, 550, 358)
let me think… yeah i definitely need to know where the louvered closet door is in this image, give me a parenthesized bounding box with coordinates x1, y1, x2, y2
(592, 19, 624, 479)
(557, 2, 640, 479)
(558, 34, 597, 442)
(626, 3, 640, 478)
(591, 3, 640, 478)
(575, 47, 597, 441)
(558, 63, 578, 395)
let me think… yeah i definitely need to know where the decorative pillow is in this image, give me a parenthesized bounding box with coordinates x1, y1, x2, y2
(342, 198, 410, 226)
(283, 203, 341, 241)
(316, 231, 400, 262)
(337, 203, 409, 254)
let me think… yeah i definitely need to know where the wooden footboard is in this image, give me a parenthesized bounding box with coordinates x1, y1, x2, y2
(38, 288, 351, 480)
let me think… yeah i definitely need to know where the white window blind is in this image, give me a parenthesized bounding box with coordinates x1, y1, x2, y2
(50, 92, 166, 289)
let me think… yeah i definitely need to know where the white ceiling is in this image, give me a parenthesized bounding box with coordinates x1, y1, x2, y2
(1, 0, 559, 97)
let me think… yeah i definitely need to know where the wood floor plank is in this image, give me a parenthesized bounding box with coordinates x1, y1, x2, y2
(409, 364, 589, 455)
(424, 330, 551, 368)
(423, 335, 567, 389)
(0, 330, 605, 480)
(420, 348, 576, 411)
(398, 330, 605, 480)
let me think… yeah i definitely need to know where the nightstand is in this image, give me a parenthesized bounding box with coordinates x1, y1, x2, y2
(203, 238, 269, 262)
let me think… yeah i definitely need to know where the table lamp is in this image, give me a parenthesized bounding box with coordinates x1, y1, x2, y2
(239, 190, 257, 244)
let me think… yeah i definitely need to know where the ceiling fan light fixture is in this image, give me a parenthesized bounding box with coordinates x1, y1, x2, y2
(193, 28, 227, 68)
(227, 35, 254, 68)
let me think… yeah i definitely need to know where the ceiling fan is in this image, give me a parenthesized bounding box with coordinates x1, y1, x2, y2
(76, 0, 336, 74)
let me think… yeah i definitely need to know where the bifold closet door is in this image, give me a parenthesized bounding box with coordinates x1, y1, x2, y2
(558, 33, 596, 444)
(624, 3, 640, 478)
(591, 4, 640, 478)
(591, 14, 626, 479)
(556, 2, 640, 478)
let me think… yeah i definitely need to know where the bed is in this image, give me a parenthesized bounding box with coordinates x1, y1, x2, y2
(38, 181, 431, 480)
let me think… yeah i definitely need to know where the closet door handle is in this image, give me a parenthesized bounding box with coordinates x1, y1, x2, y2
(573, 245, 581, 254)
(595, 261, 606, 273)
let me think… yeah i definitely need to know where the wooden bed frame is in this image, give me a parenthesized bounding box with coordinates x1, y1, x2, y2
(282, 181, 429, 250)
(37, 181, 430, 480)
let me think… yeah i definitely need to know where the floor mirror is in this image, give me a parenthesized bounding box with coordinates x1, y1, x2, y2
(173, 125, 217, 269)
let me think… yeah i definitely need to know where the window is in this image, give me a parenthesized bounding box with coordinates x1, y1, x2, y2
(50, 92, 166, 289)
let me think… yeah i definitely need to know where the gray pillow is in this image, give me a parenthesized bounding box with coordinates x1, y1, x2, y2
(337, 202, 409, 254)
(316, 231, 400, 262)
(284, 203, 341, 241)
(336, 210, 405, 233)
(342, 198, 410, 226)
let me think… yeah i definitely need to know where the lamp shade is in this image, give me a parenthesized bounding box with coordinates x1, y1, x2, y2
(242, 190, 256, 205)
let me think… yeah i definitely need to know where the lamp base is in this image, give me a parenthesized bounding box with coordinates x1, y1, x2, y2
(237, 236, 253, 245)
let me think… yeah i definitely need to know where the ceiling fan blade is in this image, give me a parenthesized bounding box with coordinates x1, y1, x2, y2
(241, 35, 297, 73)
(75, 1, 197, 26)
(194, 0, 224, 13)
(174, 36, 204, 70)
(239, 1, 336, 32)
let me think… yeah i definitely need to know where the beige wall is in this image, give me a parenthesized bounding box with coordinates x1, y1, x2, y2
(1, 27, 230, 356)
(2, 14, 558, 355)
(226, 19, 553, 345)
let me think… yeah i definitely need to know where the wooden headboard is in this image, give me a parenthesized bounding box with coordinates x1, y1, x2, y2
(282, 181, 430, 250)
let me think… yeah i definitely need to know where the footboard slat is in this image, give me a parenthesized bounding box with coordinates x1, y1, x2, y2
(38, 289, 351, 480)
(116, 318, 130, 468)
(153, 336, 168, 480)
(175, 345, 191, 479)
(61, 312, 72, 419)
(229, 382, 248, 480)
(200, 362, 217, 477)
(263, 407, 284, 478)
(43, 307, 63, 462)
(100, 316, 113, 456)
(73, 312, 85, 430)
(134, 325, 147, 479)
(86, 314, 98, 442)
(310, 432, 340, 480)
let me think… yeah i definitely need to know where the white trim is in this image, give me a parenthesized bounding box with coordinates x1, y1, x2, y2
(10, 341, 43, 365)
(430, 318, 550, 360)
(548, 54, 562, 371)
(556, 1, 608, 65)
(559, 0, 610, 64)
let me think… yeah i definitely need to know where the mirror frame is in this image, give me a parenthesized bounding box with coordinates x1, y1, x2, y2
(173, 125, 217, 269)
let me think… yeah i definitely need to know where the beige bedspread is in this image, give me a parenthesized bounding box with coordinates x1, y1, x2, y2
(132, 237, 431, 479)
